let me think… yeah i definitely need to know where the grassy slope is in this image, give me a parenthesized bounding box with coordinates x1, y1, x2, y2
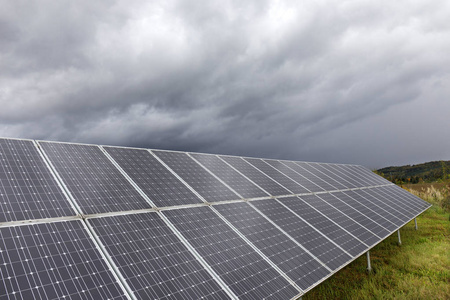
(303, 184, 450, 300)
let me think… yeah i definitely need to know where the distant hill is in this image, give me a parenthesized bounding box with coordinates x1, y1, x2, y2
(376, 160, 450, 184)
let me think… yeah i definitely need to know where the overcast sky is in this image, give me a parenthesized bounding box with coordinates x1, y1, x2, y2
(1, 0, 449, 169)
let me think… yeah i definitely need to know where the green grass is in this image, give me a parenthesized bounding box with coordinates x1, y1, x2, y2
(303, 186, 450, 300)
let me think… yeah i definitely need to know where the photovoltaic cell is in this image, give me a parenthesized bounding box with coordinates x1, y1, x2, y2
(214, 202, 330, 290)
(152, 151, 239, 203)
(360, 189, 411, 223)
(313, 193, 379, 246)
(250, 199, 352, 271)
(219, 156, 291, 197)
(353, 165, 389, 186)
(298, 163, 347, 190)
(280, 196, 367, 256)
(88, 213, 229, 300)
(0, 139, 76, 223)
(381, 185, 431, 212)
(340, 190, 398, 232)
(369, 187, 417, 217)
(190, 153, 268, 199)
(324, 164, 365, 188)
(0, 137, 433, 300)
(324, 192, 390, 238)
(350, 190, 405, 226)
(282, 161, 336, 191)
(163, 206, 299, 300)
(264, 160, 325, 193)
(243, 158, 310, 194)
(104, 147, 203, 207)
(39, 142, 151, 215)
(0, 220, 128, 300)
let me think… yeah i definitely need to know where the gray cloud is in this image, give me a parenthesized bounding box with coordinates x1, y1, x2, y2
(1, 0, 449, 168)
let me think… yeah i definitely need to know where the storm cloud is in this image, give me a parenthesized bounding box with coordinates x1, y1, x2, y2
(1, 0, 449, 168)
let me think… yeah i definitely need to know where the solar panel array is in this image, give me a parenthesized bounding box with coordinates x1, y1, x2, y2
(0, 138, 431, 299)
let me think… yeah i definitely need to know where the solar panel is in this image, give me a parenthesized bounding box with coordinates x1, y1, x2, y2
(323, 164, 365, 188)
(38, 142, 151, 215)
(219, 156, 291, 196)
(279, 196, 367, 256)
(282, 161, 337, 191)
(382, 185, 431, 211)
(214, 202, 330, 290)
(264, 160, 325, 193)
(322, 192, 391, 238)
(250, 199, 352, 271)
(87, 212, 230, 299)
(353, 165, 390, 186)
(329, 164, 373, 187)
(103, 147, 203, 207)
(0, 138, 76, 223)
(359, 189, 411, 223)
(152, 151, 240, 203)
(0, 220, 128, 300)
(189, 153, 268, 199)
(310, 193, 380, 246)
(0, 137, 432, 300)
(163, 206, 300, 300)
(350, 190, 405, 226)
(341, 190, 399, 231)
(296, 163, 347, 190)
(243, 158, 311, 194)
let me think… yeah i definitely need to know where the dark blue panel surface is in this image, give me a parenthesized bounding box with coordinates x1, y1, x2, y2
(280, 196, 367, 256)
(89, 213, 229, 300)
(250, 199, 352, 271)
(0, 138, 76, 222)
(39, 142, 151, 215)
(351, 190, 405, 226)
(341, 190, 398, 231)
(326, 192, 391, 238)
(282, 161, 337, 191)
(352, 165, 390, 186)
(313, 193, 379, 246)
(153, 151, 239, 203)
(244, 158, 310, 194)
(320, 164, 364, 189)
(163, 206, 299, 300)
(214, 202, 330, 290)
(0, 220, 128, 300)
(324, 164, 365, 188)
(307, 163, 354, 189)
(219, 156, 291, 197)
(104, 147, 203, 207)
(298, 163, 347, 190)
(190, 153, 268, 199)
(361, 189, 411, 223)
(382, 185, 431, 211)
(265, 160, 325, 193)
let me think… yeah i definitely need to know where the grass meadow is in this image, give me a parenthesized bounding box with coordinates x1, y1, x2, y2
(303, 183, 450, 299)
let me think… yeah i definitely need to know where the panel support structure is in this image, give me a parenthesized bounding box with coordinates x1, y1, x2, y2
(366, 251, 372, 273)
(397, 230, 402, 245)
(414, 218, 418, 230)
